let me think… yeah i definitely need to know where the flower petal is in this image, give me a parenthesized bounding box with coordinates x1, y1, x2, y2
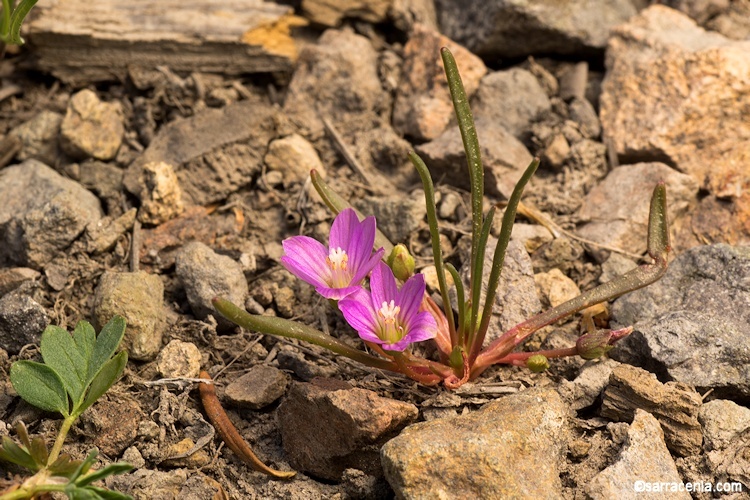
(317, 284, 361, 300)
(402, 311, 438, 343)
(329, 208, 359, 252)
(349, 247, 385, 286)
(397, 273, 426, 320)
(339, 289, 380, 340)
(370, 262, 398, 308)
(281, 236, 330, 288)
(346, 215, 377, 273)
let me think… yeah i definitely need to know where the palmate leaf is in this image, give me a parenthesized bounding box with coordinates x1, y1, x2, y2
(0, 435, 37, 470)
(87, 316, 126, 384)
(10, 361, 69, 416)
(78, 351, 127, 416)
(41, 325, 88, 405)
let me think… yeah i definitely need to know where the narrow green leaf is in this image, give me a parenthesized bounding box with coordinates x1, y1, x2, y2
(309, 169, 394, 256)
(7, 0, 38, 45)
(67, 449, 98, 482)
(15, 421, 31, 449)
(78, 352, 127, 415)
(647, 182, 670, 261)
(441, 47, 484, 308)
(10, 361, 70, 416)
(0, 436, 38, 470)
(444, 263, 465, 344)
(469, 205, 495, 340)
(87, 316, 126, 383)
(1, 0, 11, 40)
(75, 462, 134, 488)
(78, 486, 134, 500)
(409, 151, 457, 345)
(49, 454, 81, 476)
(29, 435, 49, 467)
(472, 158, 539, 361)
(68, 486, 107, 500)
(41, 325, 87, 405)
(213, 297, 400, 372)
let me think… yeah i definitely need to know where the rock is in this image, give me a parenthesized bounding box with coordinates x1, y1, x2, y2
(381, 387, 567, 499)
(541, 134, 570, 170)
(611, 244, 750, 399)
(438, 191, 461, 220)
(175, 242, 248, 331)
(93, 271, 164, 361)
(224, 365, 289, 410)
(8, 110, 63, 165)
(283, 28, 389, 139)
(0, 291, 49, 355)
(277, 379, 419, 481)
(84, 208, 137, 254)
(139, 206, 240, 271)
(59, 89, 124, 160)
(81, 396, 142, 457)
(390, 0, 438, 31)
(276, 345, 339, 381)
(137, 161, 185, 225)
(699, 400, 750, 452)
(264, 133, 325, 185)
(436, 0, 639, 58)
(600, 364, 703, 457)
(0, 160, 103, 268)
(161, 438, 212, 468)
(598, 252, 637, 285)
(705, 1, 750, 40)
(600, 6, 750, 200)
(558, 358, 620, 411)
(393, 24, 487, 141)
(74, 160, 126, 216)
(354, 194, 425, 244)
(341, 468, 392, 500)
(302, 0, 391, 26)
(576, 163, 698, 256)
(472, 68, 551, 140)
(663, 0, 730, 25)
(568, 97, 600, 139)
(459, 238, 541, 345)
(156, 340, 202, 378)
(586, 410, 690, 499)
(534, 268, 580, 308)
(0, 268, 40, 297)
(416, 120, 533, 199)
(124, 99, 278, 206)
(273, 286, 296, 319)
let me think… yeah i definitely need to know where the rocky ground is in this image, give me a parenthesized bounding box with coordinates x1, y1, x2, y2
(1, 0, 750, 498)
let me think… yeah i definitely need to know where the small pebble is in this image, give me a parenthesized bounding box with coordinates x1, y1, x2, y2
(224, 365, 290, 410)
(156, 340, 202, 378)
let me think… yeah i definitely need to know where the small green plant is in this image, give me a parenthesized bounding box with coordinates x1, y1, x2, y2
(213, 48, 670, 389)
(1, 0, 38, 47)
(0, 316, 133, 500)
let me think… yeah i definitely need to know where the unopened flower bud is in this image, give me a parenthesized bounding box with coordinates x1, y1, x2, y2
(576, 326, 632, 360)
(387, 244, 415, 281)
(526, 354, 549, 373)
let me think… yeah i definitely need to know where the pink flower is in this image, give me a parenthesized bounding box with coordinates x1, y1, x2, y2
(339, 262, 437, 351)
(281, 208, 384, 300)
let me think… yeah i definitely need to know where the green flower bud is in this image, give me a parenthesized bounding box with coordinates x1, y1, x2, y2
(575, 327, 631, 360)
(526, 354, 550, 373)
(387, 243, 415, 281)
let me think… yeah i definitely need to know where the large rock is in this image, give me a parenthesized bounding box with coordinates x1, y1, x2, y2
(435, 0, 639, 58)
(393, 23, 487, 141)
(124, 99, 278, 206)
(277, 379, 418, 481)
(587, 410, 690, 499)
(472, 68, 551, 140)
(0, 160, 103, 268)
(612, 244, 750, 399)
(416, 119, 533, 199)
(381, 387, 567, 499)
(600, 6, 750, 244)
(576, 162, 698, 255)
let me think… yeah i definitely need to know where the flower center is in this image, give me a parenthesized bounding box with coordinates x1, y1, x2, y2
(378, 300, 403, 343)
(326, 247, 350, 288)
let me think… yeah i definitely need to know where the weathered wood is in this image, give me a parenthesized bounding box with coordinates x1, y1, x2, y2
(27, 0, 302, 83)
